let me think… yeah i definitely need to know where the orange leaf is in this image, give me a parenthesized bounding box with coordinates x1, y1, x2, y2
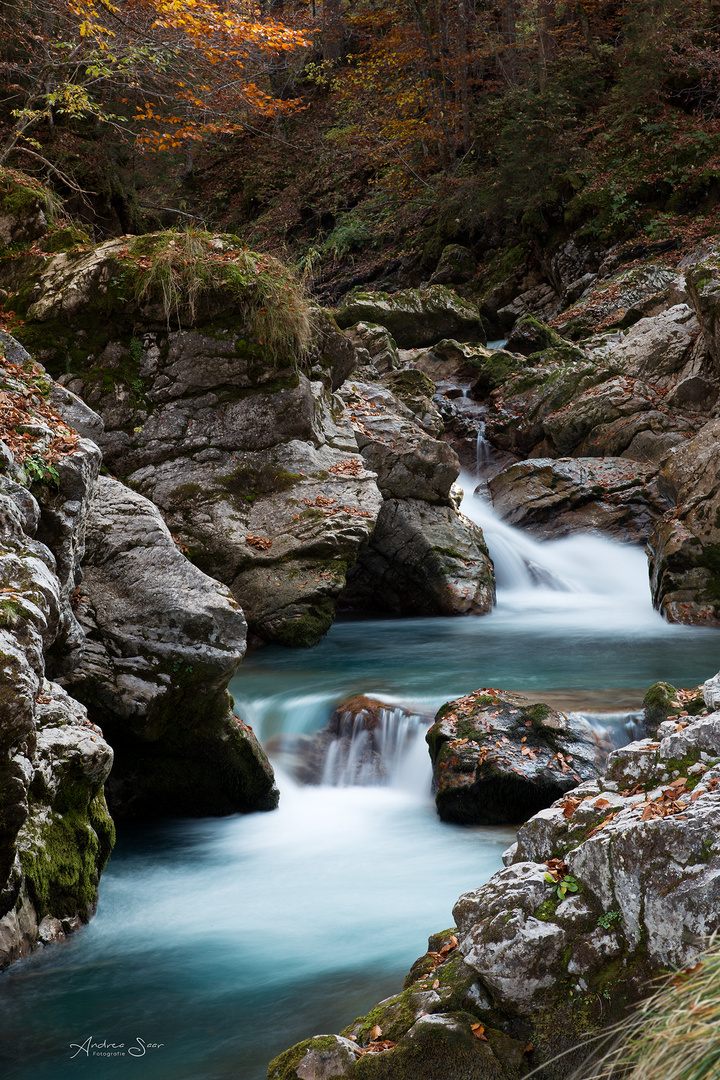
(370, 1025, 382, 1040)
(471, 1022, 488, 1041)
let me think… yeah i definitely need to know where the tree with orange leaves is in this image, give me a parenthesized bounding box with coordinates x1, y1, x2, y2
(0, 0, 310, 178)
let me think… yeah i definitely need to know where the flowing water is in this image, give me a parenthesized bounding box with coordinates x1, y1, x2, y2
(2, 474, 720, 1080)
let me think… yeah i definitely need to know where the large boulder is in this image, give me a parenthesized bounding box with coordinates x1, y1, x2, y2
(429, 244, 478, 286)
(427, 689, 607, 825)
(0, 170, 49, 250)
(61, 476, 278, 817)
(6, 235, 384, 646)
(342, 497, 495, 618)
(488, 457, 671, 542)
(334, 286, 486, 348)
(648, 419, 720, 626)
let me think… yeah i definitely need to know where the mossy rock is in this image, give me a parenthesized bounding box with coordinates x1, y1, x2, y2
(335, 286, 486, 349)
(505, 314, 570, 356)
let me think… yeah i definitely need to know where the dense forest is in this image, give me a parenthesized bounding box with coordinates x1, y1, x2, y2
(3, 0, 720, 289)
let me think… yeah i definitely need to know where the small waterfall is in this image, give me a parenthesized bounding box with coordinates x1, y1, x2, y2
(321, 706, 431, 793)
(458, 468, 651, 603)
(475, 423, 495, 476)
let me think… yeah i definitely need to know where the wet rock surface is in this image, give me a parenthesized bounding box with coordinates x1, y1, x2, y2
(334, 286, 486, 348)
(273, 702, 720, 1080)
(488, 457, 670, 542)
(61, 476, 278, 818)
(427, 689, 609, 825)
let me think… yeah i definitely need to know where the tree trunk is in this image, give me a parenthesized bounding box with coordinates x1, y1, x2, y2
(538, 0, 556, 87)
(322, 0, 343, 62)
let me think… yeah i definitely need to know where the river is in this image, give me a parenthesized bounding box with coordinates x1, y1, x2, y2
(1, 475, 719, 1080)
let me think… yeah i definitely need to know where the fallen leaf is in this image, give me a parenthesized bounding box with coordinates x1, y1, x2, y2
(471, 1022, 488, 1041)
(370, 1024, 382, 1040)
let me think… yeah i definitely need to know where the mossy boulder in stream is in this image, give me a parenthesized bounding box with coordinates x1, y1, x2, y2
(334, 286, 486, 348)
(4, 234, 383, 646)
(427, 689, 607, 825)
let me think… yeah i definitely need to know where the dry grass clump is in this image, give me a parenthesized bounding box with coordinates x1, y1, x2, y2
(573, 941, 720, 1080)
(132, 229, 313, 363)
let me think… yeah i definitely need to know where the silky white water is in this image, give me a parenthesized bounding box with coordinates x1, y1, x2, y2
(2, 479, 719, 1080)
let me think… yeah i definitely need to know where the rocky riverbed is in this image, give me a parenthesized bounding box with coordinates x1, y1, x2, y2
(3, 172, 720, 1080)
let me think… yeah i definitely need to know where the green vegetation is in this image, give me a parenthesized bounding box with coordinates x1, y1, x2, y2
(587, 939, 720, 1080)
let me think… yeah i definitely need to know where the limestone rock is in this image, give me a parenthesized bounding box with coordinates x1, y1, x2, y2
(343, 321, 399, 373)
(427, 689, 607, 825)
(309, 307, 358, 390)
(0, 176, 48, 250)
(488, 457, 671, 542)
(380, 369, 443, 436)
(334, 286, 486, 348)
(61, 476, 278, 817)
(648, 419, 720, 625)
(340, 381, 458, 503)
(429, 244, 478, 286)
(684, 242, 720, 375)
(556, 262, 679, 339)
(504, 313, 571, 356)
(342, 498, 495, 618)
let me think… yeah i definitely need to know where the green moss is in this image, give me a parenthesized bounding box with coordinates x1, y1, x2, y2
(642, 681, 680, 731)
(535, 897, 560, 921)
(217, 463, 303, 506)
(40, 225, 92, 253)
(523, 703, 551, 728)
(267, 1035, 342, 1080)
(20, 783, 114, 921)
(274, 595, 337, 648)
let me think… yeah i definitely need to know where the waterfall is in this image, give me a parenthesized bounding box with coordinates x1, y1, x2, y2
(458, 468, 651, 605)
(320, 706, 431, 793)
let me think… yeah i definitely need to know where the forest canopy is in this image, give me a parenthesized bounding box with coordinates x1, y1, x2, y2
(2, 0, 720, 270)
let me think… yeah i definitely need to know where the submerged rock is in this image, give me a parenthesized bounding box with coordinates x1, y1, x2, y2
(427, 689, 608, 825)
(488, 457, 670, 543)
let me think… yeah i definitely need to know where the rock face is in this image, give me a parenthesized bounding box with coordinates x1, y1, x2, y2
(488, 457, 671, 542)
(0, 332, 281, 965)
(334, 286, 486, 348)
(61, 477, 278, 818)
(648, 418, 720, 625)
(6, 234, 384, 646)
(0, 349, 114, 966)
(427, 689, 608, 825)
(272, 703, 720, 1079)
(337, 382, 495, 617)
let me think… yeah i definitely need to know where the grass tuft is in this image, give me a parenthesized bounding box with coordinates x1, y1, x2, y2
(132, 229, 313, 363)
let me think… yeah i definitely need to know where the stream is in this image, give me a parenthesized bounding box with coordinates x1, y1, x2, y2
(2, 474, 720, 1080)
